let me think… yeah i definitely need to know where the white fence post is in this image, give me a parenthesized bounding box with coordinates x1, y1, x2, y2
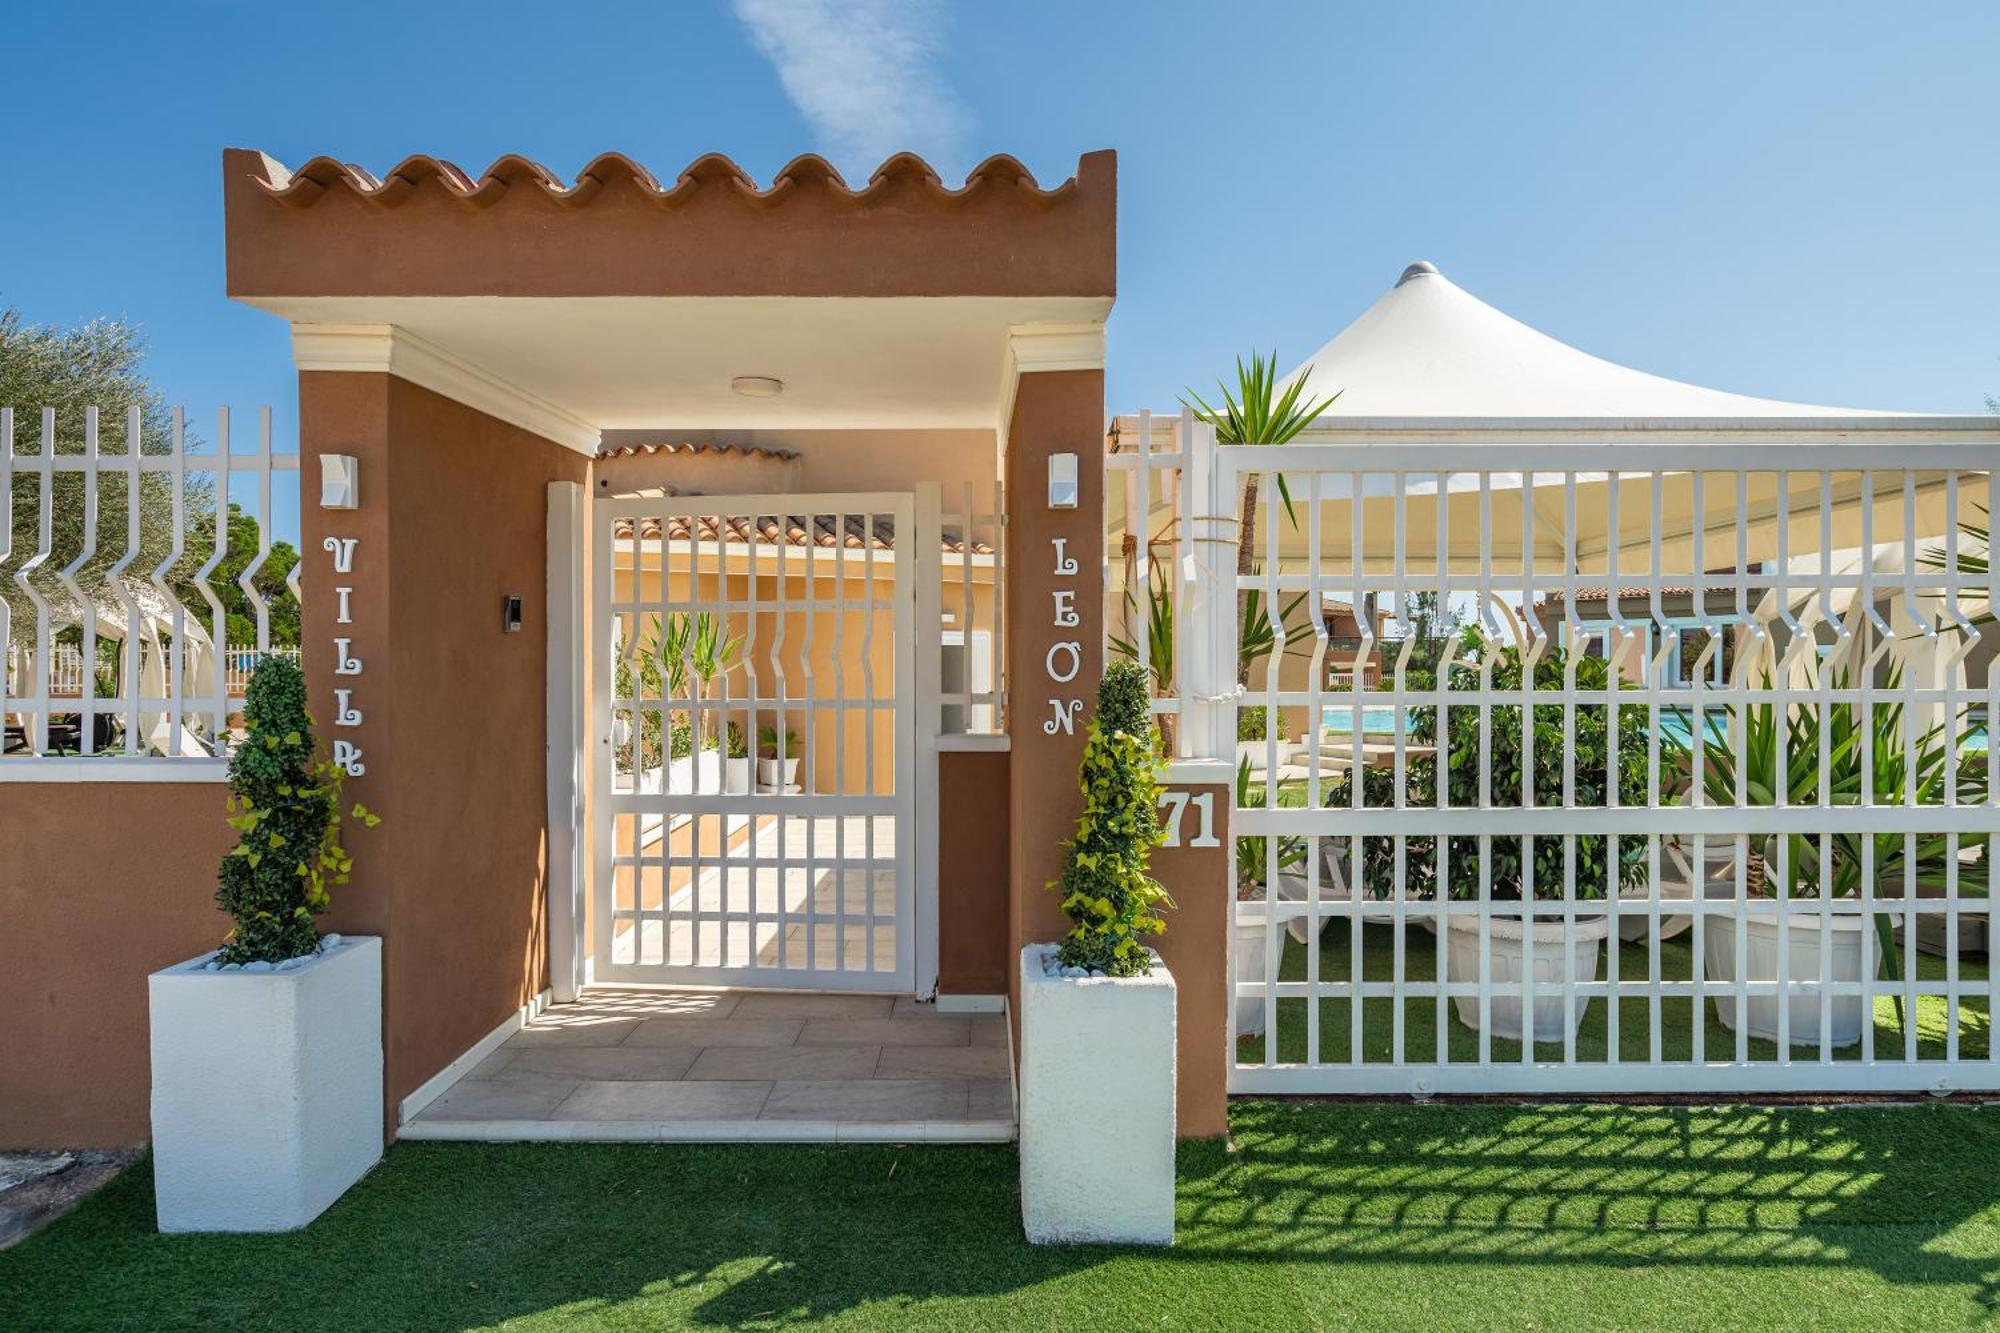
(1181, 417, 1232, 764)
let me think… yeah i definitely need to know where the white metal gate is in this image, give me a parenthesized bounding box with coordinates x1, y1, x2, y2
(591, 492, 918, 991)
(1198, 437, 1999, 1096)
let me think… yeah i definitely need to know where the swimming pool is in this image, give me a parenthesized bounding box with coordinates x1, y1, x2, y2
(1320, 705, 1989, 751)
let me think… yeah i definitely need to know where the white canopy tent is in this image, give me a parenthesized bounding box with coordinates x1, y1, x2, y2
(4, 585, 221, 757)
(1107, 261, 1996, 701)
(1276, 260, 1900, 421)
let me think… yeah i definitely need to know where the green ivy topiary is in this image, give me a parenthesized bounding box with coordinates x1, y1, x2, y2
(1049, 658, 1173, 976)
(215, 656, 375, 964)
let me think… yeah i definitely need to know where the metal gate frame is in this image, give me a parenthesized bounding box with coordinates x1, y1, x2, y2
(589, 490, 922, 992)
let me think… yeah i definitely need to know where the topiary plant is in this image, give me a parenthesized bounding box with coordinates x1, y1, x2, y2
(216, 656, 375, 964)
(1049, 658, 1173, 976)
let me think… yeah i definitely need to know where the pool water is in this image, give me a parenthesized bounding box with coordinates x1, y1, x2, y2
(1320, 705, 1989, 751)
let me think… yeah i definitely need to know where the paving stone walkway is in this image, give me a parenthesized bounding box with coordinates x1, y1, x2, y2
(404, 988, 1013, 1142)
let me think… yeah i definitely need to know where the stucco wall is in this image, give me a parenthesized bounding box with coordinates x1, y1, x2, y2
(937, 748, 1010, 996)
(0, 782, 235, 1148)
(302, 372, 589, 1132)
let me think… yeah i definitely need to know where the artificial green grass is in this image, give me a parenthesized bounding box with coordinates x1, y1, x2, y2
(1240, 922, 1991, 1067)
(5, 1101, 1999, 1331)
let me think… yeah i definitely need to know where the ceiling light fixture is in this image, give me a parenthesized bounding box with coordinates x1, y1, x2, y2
(730, 376, 785, 398)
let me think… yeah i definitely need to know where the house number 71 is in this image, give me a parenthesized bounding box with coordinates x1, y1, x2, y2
(1157, 790, 1219, 848)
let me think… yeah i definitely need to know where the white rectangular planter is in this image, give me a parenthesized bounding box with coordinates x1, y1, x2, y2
(1017, 944, 1177, 1246)
(149, 935, 384, 1233)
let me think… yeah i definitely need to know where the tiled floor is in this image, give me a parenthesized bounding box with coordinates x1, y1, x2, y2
(401, 987, 1013, 1143)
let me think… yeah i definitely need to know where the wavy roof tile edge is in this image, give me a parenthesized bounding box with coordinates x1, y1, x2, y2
(247, 149, 1081, 211)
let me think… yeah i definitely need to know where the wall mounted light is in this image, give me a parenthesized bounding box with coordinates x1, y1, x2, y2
(1047, 452, 1078, 509)
(730, 376, 785, 398)
(319, 454, 358, 509)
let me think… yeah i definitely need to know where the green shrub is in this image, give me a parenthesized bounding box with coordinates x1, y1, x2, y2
(216, 656, 375, 964)
(1332, 630, 1652, 902)
(1237, 703, 1268, 743)
(1050, 659, 1172, 975)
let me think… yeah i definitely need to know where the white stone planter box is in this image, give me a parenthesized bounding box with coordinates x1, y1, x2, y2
(149, 935, 384, 1233)
(1445, 913, 1608, 1043)
(1018, 945, 1176, 1246)
(1704, 909, 1868, 1047)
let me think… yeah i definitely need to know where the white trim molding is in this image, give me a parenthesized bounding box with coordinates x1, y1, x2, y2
(998, 321, 1106, 452)
(935, 993, 1007, 1014)
(1008, 322, 1107, 374)
(290, 323, 602, 455)
(0, 758, 229, 784)
(397, 988, 552, 1126)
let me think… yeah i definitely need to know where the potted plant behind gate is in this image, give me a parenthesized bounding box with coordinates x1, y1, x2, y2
(757, 723, 802, 790)
(1672, 663, 1987, 1047)
(1234, 757, 1307, 1035)
(148, 656, 381, 1232)
(1019, 659, 1177, 1246)
(723, 720, 753, 794)
(1410, 632, 1651, 1044)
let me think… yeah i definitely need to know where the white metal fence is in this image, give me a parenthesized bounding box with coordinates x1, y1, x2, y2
(1108, 416, 2000, 1095)
(1219, 441, 1997, 1094)
(1, 405, 299, 769)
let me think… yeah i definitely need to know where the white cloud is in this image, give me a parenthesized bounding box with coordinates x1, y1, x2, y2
(731, 0, 968, 174)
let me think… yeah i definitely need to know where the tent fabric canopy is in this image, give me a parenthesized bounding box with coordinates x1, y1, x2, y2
(1280, 262, 1906, 421)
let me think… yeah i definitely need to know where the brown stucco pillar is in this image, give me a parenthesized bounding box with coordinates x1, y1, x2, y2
(1003, 369, 1105, 1034)
(937, 748, 1011, 995)
(300, 370, 589, 1138)
(1150, 779, 1232, 1139)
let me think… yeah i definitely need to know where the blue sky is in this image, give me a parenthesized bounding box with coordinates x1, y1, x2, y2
(5, 0, 1997, 445)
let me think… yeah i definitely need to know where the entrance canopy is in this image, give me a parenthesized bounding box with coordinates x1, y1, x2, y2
(225, 148, 1116, 445)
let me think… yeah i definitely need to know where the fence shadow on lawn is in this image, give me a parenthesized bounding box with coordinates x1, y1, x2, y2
(1177, 1100, 2000, 1312)
(5, 1106, 1999, 1328)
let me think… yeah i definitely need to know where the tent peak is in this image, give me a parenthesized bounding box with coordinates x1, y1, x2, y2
(1396, 261, 1440, 287)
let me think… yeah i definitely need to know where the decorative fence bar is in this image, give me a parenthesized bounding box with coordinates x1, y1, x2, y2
(0, 405, 300, 770)
(936, 479, 1006, 737)
(1218, 441, 1998, 1095)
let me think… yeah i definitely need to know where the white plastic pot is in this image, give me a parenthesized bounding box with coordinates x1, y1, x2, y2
(1234, 916, 1271, 1036)
(757, 756, 801, 788)
(1703, 909, 1869, 1047)
(1445, 912, 1608, 1043)
(666, 750, 723, 795)
(1018, 945, 1176, 1246)
(149, 936, 383, 1232)
(723, 755, 753, 795)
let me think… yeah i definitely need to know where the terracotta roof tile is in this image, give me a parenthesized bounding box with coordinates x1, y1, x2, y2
(254, 151, 1078, 211)
(597, 441, 800, 463)
(612, 512, 990, 556)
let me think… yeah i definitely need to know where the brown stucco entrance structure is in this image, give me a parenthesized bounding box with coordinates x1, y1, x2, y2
(0, 145, 1232, 1150)
(214, 145, 1230, 1142)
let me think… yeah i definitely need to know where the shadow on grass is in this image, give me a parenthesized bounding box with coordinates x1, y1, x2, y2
(3, 1102, 1998, 1329)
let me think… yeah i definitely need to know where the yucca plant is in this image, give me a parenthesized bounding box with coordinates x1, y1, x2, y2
(1668, 663, 1991, 1019)
(1183, 352, 1339, 683)
(1234, 756, 1306, 901)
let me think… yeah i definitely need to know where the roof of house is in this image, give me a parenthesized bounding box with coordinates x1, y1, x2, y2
(612, 511, 991, 556)
(1541, 582, 1757, 604)
(245, 150, 1082, 211)
(596, 440, 800, 463)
